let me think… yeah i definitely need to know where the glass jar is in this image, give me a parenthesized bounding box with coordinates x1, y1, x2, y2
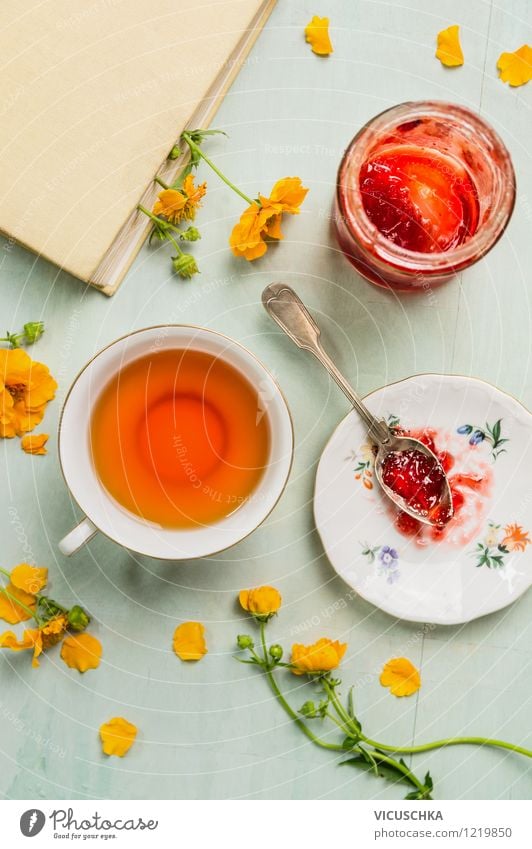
(334, 101, 516, 291)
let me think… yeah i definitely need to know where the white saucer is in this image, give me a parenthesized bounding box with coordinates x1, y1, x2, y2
(314, 374, 532, 624)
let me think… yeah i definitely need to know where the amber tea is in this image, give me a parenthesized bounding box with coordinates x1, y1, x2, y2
(90, 348, 271, 528)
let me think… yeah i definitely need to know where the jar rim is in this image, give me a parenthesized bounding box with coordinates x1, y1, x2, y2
(336, 100, 516, 274)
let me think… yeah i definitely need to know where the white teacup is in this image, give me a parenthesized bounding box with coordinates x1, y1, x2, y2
(58, 325, 293, 559)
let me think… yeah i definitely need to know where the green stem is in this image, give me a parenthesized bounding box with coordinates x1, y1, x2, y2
(258, 623, 343, 753)
(167, 233, 183, 258)
(323, 678, 359, 735)
(0, 567, 11, 579)
(181, 132, 256, 207)
(154, 176, 169, 189)
(361, 734, 532, 759)
(325, 710, 351, 733)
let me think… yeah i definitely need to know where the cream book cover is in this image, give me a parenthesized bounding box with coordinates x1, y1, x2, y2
(0, 0, 275, 294)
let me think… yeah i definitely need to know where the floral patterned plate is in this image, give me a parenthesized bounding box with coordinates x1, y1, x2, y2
(314, 374, 532, 624)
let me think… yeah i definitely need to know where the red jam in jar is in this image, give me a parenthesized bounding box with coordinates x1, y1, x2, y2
(335, 102, 515, 291)
(359, 147, 480, 253)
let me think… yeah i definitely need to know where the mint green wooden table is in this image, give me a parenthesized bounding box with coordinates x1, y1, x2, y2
(1, 0, 531, 800)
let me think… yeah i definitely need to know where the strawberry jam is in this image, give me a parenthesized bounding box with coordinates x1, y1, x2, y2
(381, 447, 451, 525)
(359, 147, 480, 253)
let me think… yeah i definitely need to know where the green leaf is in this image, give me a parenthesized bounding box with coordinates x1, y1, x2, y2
(341, 750, 417, 788)
(491, 419, 501, 443)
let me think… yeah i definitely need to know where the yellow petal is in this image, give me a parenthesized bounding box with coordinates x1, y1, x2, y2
(61, 633, 102, 673)
(380, 657, 421, 697)
(99, 717, 138, 757)
(10, 564, 48, 594)
(497, 44, 532, 87)
(173, 621, 207, 661)
(435, 24, 464, 67)
(305, 15, 333, 56)
(291, 637, 347, 675)
(21, 433, 48, 455)
(0, 628, 42, 667)
(0, 582, 36, 624)
(268, 177, 309, 213)
(239, 586, 282, 616)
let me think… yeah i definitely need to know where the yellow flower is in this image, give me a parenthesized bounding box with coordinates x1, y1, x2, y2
(0, 582, 36, 624)
(501, 523, 531, 552)
(21, 433, 48, 455)
(497, 44, 532, 87)
(0, 615, 67, 667)
(173, 621, 207, 661)
(10, 564, 48, 595)
(61, 632, 102, 673)
(380, 657, 421, 697)
(435, 24, 464, 67)
(100, 717, 138, 757)
(153, 175, 207, 224)
(0, 348, 57, 438)
(291, 637, 347, 676)
(239, 586, 282, 619)
(229, 177, 308, 261)
(305, 16, 333, 56)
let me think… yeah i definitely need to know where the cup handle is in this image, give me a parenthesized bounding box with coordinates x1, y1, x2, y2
(59, 518, 97, 556)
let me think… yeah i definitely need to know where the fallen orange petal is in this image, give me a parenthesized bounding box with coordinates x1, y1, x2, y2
(173, 621, 207, 661)
(380, 657, 421, 697)
(497, 44, 532, 87)
(435, 25, 464, 67)
(305, 15, 333, 56)
(100, 717, 137, 757)
(61, 633, 102, 673)
(21, 433, 49, 455)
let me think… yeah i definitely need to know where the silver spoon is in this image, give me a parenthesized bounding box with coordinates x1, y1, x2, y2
(262, 283, 453, 527)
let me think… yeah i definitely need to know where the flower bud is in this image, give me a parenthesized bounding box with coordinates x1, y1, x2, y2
(169, 144, 181, 160)
(172, 253, 199, 279)
(269, 644, 283, 662)
(67, 605, 91, 632)
(237, 634, 254, 650)
(23, 321, 45, 344)
(180, 226, 201, 242)
(298, 700, 317, 718)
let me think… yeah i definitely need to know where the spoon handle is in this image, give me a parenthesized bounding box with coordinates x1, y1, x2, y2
(262, 283, 390, 444)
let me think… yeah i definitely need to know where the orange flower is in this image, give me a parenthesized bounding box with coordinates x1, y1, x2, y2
(21, 433, 48, 455)
(173, 621, 207, 661)
(0, 583, 36, 624)
(61, 632, 102, 672)
(305, 16, 333, 56)
(0, 615, 67, 668)
(435, 25, 464, 67)
(153, 175, 206, 224)
(100, 717, 138, 757)
(239, 586, 282, 619)
(497, 45, 532, 87)
(501, 523, 531, 552)
(10, 564, 48, 594)
(181, 174, 207, 220)
(0, 348, 57, 438)
(230, 177, 308, 261)
(380, 657, 421, 697)
(291, 637, 347, 676)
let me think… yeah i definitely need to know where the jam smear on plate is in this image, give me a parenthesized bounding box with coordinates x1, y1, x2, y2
(359, 146, 480, 253)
